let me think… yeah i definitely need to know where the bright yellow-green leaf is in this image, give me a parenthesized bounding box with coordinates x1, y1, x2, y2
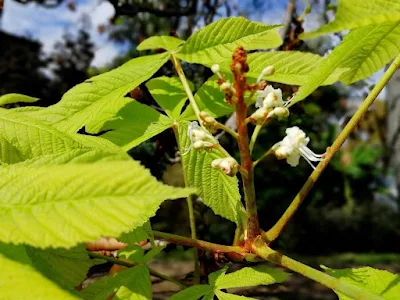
(146, 76, 194, 119)
(0, 93, 39, 106)
(28, 53, 170, 133)
(215, 290, 256, 300)
(177, 121, 245, 224)
(0, 253, 78, 300)
(81, 265, 152, 300)
(170, 285, 214, 300)
(137, 36, 185, 51)
(0, 161, 196, 248)
(301, 0, 400, 39)
(324, 266, 400, 300)
(176, 17, 282, 66)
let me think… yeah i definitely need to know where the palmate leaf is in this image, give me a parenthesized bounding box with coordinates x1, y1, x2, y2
(180, 75, 234, 120)
(0, 242, 100, 291)
(0, 253, 78, 300)
(177, 121, 245, 224)
(0, 93, 39, 106)
(291, 21, 400, 104)
(323, 266, 400, 299)
(176, 17, 282, 66)
(0, 109, 127, 165)
(137, 36, 185, 51)
(240, 52, 348, 86)
(146, 76, 194, 119)
(301, 0, 400, 39)
(81, 265, 152, 300)
(27, 53, 170, 133)
(0, 160, 196, 248)
(215, 291, 255, 300)
(169, 285, 214, 300)
(213, 266, 290, 289)
(97, 98, 174, 151)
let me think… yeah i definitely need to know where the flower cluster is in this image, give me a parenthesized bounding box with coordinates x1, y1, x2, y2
(272, 126, 325, 169)
(199, 111, 217, 133)
(211, 157, 238, 176)
(250, 85, 290, 124)
(182, 122, 219, 155)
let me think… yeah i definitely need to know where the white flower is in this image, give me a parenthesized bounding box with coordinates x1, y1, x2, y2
(272, 126, 324, 169)
(182, 122, 218, 155)
(255, 85, 284, 109)
(211, 157, 238, 176)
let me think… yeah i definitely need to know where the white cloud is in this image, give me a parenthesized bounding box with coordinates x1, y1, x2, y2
(1, 0, 121, 67)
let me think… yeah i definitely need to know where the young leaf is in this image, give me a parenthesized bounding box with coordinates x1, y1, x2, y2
(208, 266, 228, 286)
(237, 52, 348, 86)
(323, 266, 400, 300)
(214, 266, 290, 289)
(137, 36, 185, 51)
(0, 109, 83, 164)
(176, 17, 282, 66)
(291, 21, 400, 104)
(180, 75, 234, 120)
(0, 253, 78, 300)
(25, 244, 101, 290)
(97, 99, 174, 151)
(118, 222, 152, 245)
(146, 76, 194, 119)
(215, 290, 256, 300)
(0, 93, 39, 106)
(0, 160, 196, 248)
(0, 109, 127, 165)
(30, 53, 170, 133)
(301, 0, 400, 39)
(81, 265, 152, 300)
(169, 285, 214, 300)
(177, 121, 245, 224)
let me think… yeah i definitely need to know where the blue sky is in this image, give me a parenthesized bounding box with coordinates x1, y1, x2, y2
(1, 0, 322, 67)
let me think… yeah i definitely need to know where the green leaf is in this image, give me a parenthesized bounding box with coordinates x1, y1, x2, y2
(81, 265, 152, 300)
(98, 99, 174, 151)
(25, 244, 100, 289)
(324, 266, 400, 299)
(231, 52, 349, 86)
(0, 109, 126, 165)
(176, 17, 282, 66)
(202, 292, 216, 300)
(208, 266, 228, 286)
(291, 21, 400, 104)
(146, 76, 193, 119)
(137, 36, 185, 51)
(143, 245, 165, 263)
(0, 160, 196, 248)
(0, 253, 78, 299)
(301, 0, 400, 39)
(118, 245, 145, 264)
(215, 290, 256, 300)
(180, 75, 234, 120)
(0, 93, 39, 106)
(118, 222, 152, 245)
(214, 266, 290, 289)
(177, 121, 245, 224)
(0, 109, 83, 164)
(31, 53, 170, 133)
(170, 285, 214, 300)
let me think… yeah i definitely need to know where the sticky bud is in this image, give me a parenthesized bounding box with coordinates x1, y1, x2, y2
(211, 64, 220, 73)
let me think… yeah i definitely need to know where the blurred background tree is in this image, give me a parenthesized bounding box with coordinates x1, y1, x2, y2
(1, 0, 399, 257)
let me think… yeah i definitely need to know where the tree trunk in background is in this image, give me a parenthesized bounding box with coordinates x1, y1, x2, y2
(386, 69, 400, 201)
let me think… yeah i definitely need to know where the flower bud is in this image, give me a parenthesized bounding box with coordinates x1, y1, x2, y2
(212, 157, 238, 176)
(220, 82, 232, 92)
(267, 107, 290, 119)
(249, 107, 268, 124)
(257, 65, 275, 83)
(211, 64, 220, 73)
